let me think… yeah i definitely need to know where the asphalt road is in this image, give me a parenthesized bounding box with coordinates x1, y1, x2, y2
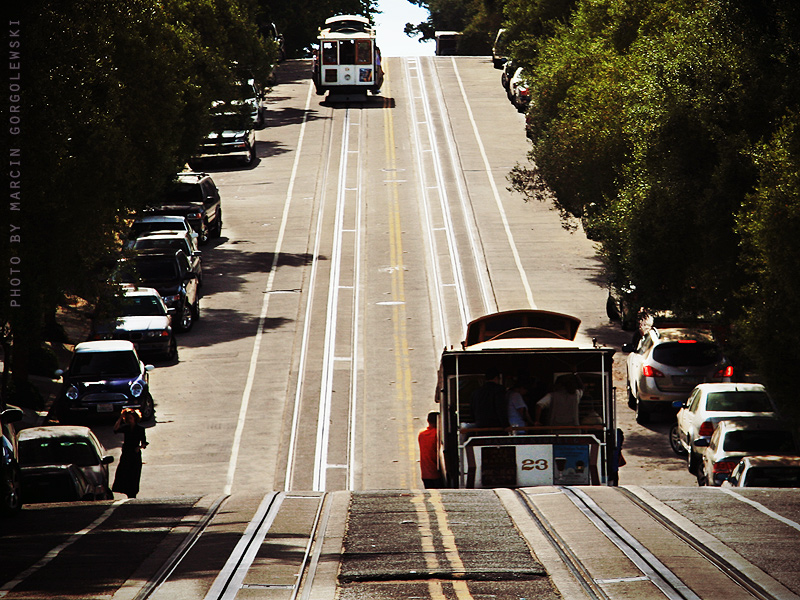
(3, 56, 796, 600)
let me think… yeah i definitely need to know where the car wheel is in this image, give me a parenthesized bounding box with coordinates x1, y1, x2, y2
(199, 221, 209, 245)
(241, 145, 255, 167)
(191, 298, 200, 323)
(177, 301, 193, 332)
(635, 398, 649, 424)
(165, 336, 178, 361)
(1, 465, 22, 516)
(688, 451, 700, 475)
(626, 378, 636, 410)
(669, 423, 688, 456)
(141, 394, 155, 420)
(212, 210, 222, 238)
(697, 470, 708, 486)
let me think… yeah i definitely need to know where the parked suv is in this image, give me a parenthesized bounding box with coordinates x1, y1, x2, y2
(144, 172, 222, 244)
(115, 249, 200, 332)
(54, 340, 155, 422)
(671, 382, 778, 474)
(623, 328, 732, 423)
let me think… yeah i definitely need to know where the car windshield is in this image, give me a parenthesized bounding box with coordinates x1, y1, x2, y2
(19, 437, 99, 467)
(744, 466, 800, 487)
(652, 342, 722, 366)
(133, 238, 190, 255)
(210, 112, 250, 132)
(70, 350, 140, 378)
(722, 430, 795, 453)
(164, 181, 203, 204)
(706, 391, 772, 412)
(120, 295, 167, 317)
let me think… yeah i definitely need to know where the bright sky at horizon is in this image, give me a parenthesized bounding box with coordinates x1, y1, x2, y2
(374, 0, 435, 56)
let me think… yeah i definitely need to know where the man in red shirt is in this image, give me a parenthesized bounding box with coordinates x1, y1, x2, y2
(418, 411, 443, 488)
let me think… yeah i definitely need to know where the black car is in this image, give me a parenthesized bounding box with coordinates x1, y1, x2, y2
(191, 111, 257, 170)
(116, 249, 200, 332)
(144, 172, 222, 244)
(54, 340, 155, 422)
(1, 405, 24, 515)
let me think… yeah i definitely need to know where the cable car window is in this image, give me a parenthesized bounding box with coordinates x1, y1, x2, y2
(339, 39, 356, 64)
(322, 41, 338, 65)
(356, 40, 372, 64)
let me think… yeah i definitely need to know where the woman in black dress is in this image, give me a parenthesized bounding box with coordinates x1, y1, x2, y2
(112, 408, 148, 498)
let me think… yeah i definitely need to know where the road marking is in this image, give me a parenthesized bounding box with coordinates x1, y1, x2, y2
(0, 499, 129, 598)
(226, 80, 314, 495)
(384, 66, 419, 490)
(720, 488, 800, 532)
(449, 57, 537, 310)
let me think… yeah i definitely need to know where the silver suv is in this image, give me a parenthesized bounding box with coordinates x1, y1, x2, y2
(624, 328, 732, 423)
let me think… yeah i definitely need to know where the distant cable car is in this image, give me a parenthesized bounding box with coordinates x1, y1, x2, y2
(312, 15, 384, 101)
(434, 31, 461, 56)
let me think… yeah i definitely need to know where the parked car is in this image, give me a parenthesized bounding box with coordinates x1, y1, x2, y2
(721, 455, 800, 488)
(126, 215, 197, 249)
(694, 418, 798, 486)
(671, 383, 778, 474)
(501, 60, 517, 91)
(492, 28, 508, 68)
(115, 249, 200, 332)
(0, 405, 24, 515)
(91, 286, 177, 360)
(508, 67, 530, 112)
(143, 172, 222, 244)
(54, 340, 155, 422)
(18, 426, 114, 501)
(130, 231, 202, 286)
(623, 328, 733, 423)
(20, 464, 95, 504)
(192, 110, 257, 169)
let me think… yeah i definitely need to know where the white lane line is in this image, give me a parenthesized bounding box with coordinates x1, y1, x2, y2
(226, 82, 314, 496)
(0, 499, 129, 598)
(720, 488, 800, 532)
(449, 57, 537, 310)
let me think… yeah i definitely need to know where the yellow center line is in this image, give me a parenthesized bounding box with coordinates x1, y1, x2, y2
(383, 62, 418, 489)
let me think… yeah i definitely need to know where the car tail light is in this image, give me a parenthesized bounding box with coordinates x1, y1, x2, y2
(678, 339, 698, 344)
(715, 365, 734, 378)
(642, 365, 664, 378)
(713, 459, 739, 475)
(698, 421, 714, 437)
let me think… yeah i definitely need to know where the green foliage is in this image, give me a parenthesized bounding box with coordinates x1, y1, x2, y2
(507, 0, 800, 403)
(258, 0, 379, 57)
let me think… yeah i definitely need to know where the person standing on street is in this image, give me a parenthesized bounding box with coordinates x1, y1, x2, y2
(112, 408, 148, 498)
(418, 411, 443, 488)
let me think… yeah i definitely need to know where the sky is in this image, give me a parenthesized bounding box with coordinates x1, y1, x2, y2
(374, 0, 435, 56)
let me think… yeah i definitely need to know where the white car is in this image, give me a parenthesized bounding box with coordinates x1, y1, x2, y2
(695, 418, 797, 486)
(721, 455, 800, 488)
(671, 382, 777, 474)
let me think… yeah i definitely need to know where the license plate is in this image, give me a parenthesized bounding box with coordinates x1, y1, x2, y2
(97, 403, 114, 413)
(674, 376, 699, 387)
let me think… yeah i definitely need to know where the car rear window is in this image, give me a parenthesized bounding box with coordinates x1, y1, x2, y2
(120, 296, 166, 316)
(131, 258, 179, 281)
(652, 342, 722, 366)
(722, 430, 795, 453)
(165, 181, 204, 204)
(706, 391, 772, 412)
(133, 238, 189, 254)
(744, 467, 800, 487)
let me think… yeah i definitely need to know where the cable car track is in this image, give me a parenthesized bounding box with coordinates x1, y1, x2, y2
(514, 487, 786, 600)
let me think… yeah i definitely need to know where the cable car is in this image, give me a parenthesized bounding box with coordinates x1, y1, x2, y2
(312, 15, 384, 101)
(435, 310, 619, 488)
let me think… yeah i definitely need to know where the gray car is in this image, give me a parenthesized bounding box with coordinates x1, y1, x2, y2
(18, 426, 115, 501)
(624, 328, 733, 423)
